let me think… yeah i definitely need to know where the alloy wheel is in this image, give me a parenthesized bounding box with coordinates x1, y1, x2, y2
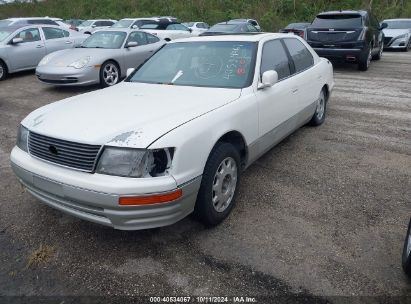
(103, 63, 119, 86)
(316, 93, 325, 120)
(367, 47, 372, 68)
(0, 66, 3, 79)
(211, 157, 238, 213)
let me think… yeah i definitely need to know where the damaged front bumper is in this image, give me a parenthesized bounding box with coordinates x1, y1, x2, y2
(10, 147, 201, 230)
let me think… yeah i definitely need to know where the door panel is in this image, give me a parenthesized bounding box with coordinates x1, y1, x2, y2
(7, 28, 46, 70)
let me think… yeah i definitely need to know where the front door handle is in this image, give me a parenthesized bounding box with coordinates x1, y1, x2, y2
(36, 45, 44, 48)
(292, 88, 299, 94)
(65, 41, 73, 44)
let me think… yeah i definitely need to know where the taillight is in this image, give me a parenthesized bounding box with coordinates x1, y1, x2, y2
(298, 31, 305, 39)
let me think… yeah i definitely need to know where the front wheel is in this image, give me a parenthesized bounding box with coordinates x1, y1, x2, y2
(0, 61, 7, 81)
(358, 44, 372, 71)
(194, 143, 241, 227)
(100, 61, 120, 87)
(309, 90, 327, 126)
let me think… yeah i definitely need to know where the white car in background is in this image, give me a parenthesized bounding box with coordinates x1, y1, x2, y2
(76, 19, 117, 34)
(111, 18, 158, 29)
(10, 33, 334, 230)
(382, 19, 411, 51)
(182, 22, 210, 36)
(140, 20, 193, 41)
(47, 17, 71, 29)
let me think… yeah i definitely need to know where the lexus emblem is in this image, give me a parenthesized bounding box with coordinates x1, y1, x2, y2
(49, 145, 58, 155)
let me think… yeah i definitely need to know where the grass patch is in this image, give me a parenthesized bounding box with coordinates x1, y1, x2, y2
(26, 244, 54, 268)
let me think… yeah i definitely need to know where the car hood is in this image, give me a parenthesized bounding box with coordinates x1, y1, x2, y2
(383, 28, 410, 37)
(44, 48, 118, 66)
(22, 82, 242, 148)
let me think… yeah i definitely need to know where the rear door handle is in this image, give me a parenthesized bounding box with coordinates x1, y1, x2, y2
(36, 45, 44, 48)
(292, 88, 299, 94)
(65, 41, 73, 44)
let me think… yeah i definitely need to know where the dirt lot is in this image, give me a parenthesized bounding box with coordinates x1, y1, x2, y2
(0, 51, 410, 303)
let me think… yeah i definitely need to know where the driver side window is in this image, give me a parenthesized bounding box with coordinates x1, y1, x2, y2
(14, 28, 41, 43)
(260, 39, 291, 80)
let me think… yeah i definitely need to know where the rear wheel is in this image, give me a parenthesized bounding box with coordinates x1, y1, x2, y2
(309, 90, 327, 126)
(194, 143, 241, 227)
(358, 44, 372, 71)
(0, 60, 7, 81)
(100, 61, 120, 87)
(403, 39, 411, 52)
(373, 42, 383, 60)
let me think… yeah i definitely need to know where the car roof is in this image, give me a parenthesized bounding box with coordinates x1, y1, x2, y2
(317, 10, 367, 16)
(118, 17, 157, 21)
(172, 33, 292, 43)
(7, 17, 54, 21)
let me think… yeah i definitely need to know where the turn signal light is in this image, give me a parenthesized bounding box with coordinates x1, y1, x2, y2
(119, 189, 182, 206)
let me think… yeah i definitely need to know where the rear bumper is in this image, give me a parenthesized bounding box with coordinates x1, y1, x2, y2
(10, 147, 201, 230)
(312, 48, 364, 62)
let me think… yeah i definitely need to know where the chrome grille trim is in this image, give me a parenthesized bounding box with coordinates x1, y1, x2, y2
(28, 132, 101, 172)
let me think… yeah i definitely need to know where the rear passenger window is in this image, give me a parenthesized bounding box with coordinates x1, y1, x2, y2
(260, 39, 291, 80)
(283, 38, 314, 72)
(146, 33, 160, 43)
(42, 27, 65, 40)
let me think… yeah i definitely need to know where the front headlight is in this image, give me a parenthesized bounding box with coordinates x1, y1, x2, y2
(16, 125, 29, 152)
(96, 147, 174, 178)
(395, 33, 409, 41)
(68, 56, 91, 69)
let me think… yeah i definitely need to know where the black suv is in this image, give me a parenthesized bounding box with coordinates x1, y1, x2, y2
(306, 10, 387, 71)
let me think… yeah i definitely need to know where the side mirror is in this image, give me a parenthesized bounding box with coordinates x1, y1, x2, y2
(258, 70, 278, 89)
(126, 41, 138, 48)
(11, 37, 24, 44)
(188, 28, 192, 33)
(132, 25, 138, 29)
(380, 22, 388, 30)
(126, 68, 135, 77)
(91, 24, 96, 28)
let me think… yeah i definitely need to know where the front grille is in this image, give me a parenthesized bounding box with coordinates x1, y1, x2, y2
(28, 132, 101, 172)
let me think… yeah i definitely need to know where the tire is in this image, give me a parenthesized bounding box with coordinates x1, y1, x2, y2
(358, 44, 372, 71)
(0, 60, 7, 81)
(100, 61, 120, 88)
(402, 39, 411, 52)
(402, 218, 411, 278)
(309, 90, 327, 126)
(373, 42, 383, 60)
(194, 142, 241, 227)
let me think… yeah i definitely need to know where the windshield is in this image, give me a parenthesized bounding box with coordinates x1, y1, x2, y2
(81, 31, 126, 49)
(79, 20, 93, 27)
(128, 41, 256, 89)
(0, 20, 13, 27)
(384, 20, 411, 29)
(0, 28, 14, 42)
(312, 14, 363, 28)
(209, 24, 238, 32)
(112, 19, 133, 28)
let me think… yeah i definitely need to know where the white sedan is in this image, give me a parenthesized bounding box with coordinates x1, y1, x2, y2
(10, 33, 334, 230)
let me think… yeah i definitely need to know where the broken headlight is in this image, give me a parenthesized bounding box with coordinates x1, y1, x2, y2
(95, 147, 174, 178)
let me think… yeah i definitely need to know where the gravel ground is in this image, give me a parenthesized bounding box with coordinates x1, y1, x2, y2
(0, 51, 410, 303)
